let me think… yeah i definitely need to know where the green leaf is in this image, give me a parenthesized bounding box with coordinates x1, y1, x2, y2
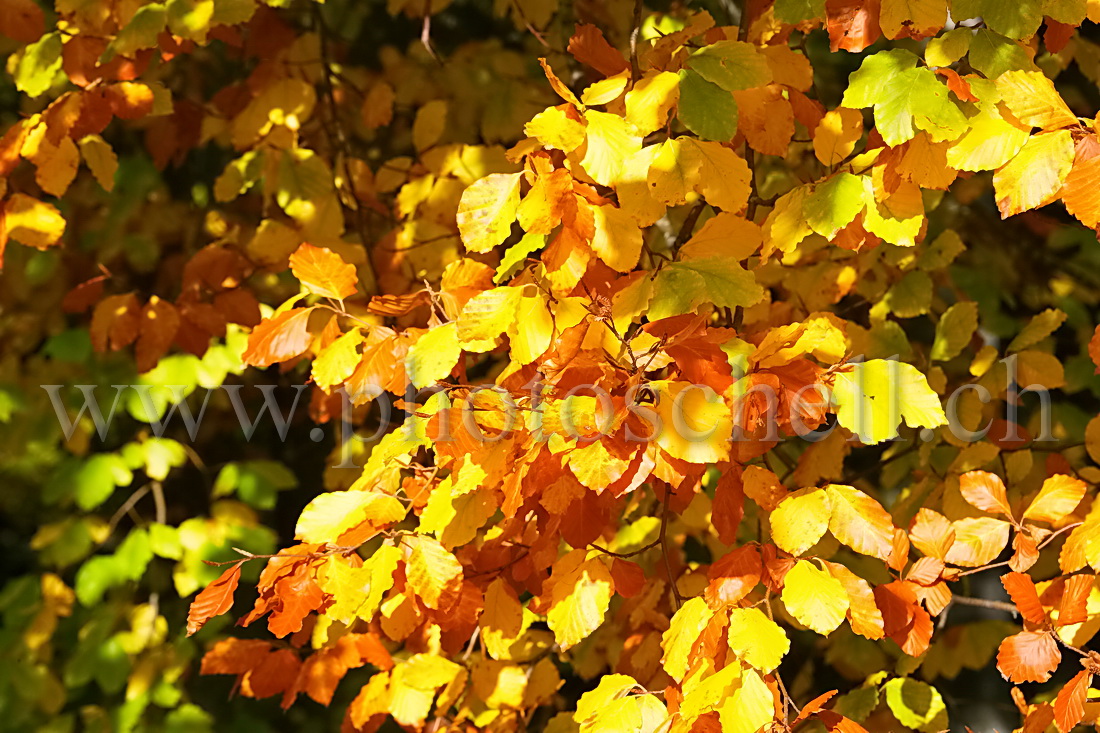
(843, 49, 966, 146)
(649, 257, 764, 320)
(883, 678, 948, 732)
(75, 454, 134, 511)
(677, 69, 739, 142)
(917, 229, 966, 270)
(15, 32, 63, 98)
(968, 29, 1037, 79)
(931, 301, 979, 361)
(832, 360, 948, 444)
(687, 41, 772, 92)
(75, 529, 153, 605)
(213, 460, 298, 509)
(774, 0, 826, 23)
(951, 0, 1042, 39)
(803, 172, 865, 238)
(106, 3, 167, 60)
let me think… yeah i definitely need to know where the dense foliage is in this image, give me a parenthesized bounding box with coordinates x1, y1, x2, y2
(5, 0, 1100, 731)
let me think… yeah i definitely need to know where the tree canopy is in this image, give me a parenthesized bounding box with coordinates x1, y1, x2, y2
(4, 0, 1100, 731)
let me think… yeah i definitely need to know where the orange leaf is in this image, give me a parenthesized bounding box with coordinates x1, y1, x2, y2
(1089, 325, 1100, 374)
(187, 561, 244, 636)
(908, 508, 955, 560)
(0, 0, 45, 43)
(935, 67, 977, 102)
(874, 580, 932, 655)
(242, 306, 316, 368)
(997, 630, 1060, 683)
(90, 292, 141, 352)
(1058, 573, 1093, 627)
(959, 470, 1013, 517)
(289, 243, 358, 300)
(825, 561, 885, 640)
(1001, 572, 1047, 626)
(793, 690, 838, 726)
(1061, 135, 1100, 229)
(1055, 670, 1091, 733)
(567, 24, 629, 76)
(826, 0, 882, 53)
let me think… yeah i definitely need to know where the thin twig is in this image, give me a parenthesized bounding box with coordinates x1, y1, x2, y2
(950, 596, 1019, 614)
(629, 0, 644, 83)
(151, 481, 166, 525)
(659, 485, 682, 610)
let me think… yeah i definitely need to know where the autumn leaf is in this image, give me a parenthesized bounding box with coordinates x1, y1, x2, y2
(782, 560, 850, 635)
(959, 470, 1013, 517)
(288, 243, 358, 300)
(187, 561, 244, 636)
(997, 630, 1060, 683)
(242, 307, 316, 368)
(1001, 572, 1046, 625)
(1022, 474, 1086, 525)
(547, 550, 613, 651)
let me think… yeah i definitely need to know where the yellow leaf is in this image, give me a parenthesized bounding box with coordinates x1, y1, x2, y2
(814, 108, 864, 166)
(994, 130, 1075, 217)
(406, 322, 462, 388)
(419, 465, 496, 549)
(580, 71, 630, 106)
(624, 71, 680, 135)
(683, 212, 762, 261)
(295, 490, 406, 544)
(457, 173, 522, 253)
(312, 328, 364, 393)
(547, 550, 613, 650)
(1023, 474, 1086, 525)
(717, 668, 776, 733)
(825, 484, 895, 560)
(525, 105, 587, 153)
(652, 381, 732, 464)
(824, 561, 885, 640)
(574, 674, 653, 733)
(412, 100, 448, 152)
(995, 70, 1078, 130)
(4, 193, 65, 250)
(580, 110, 642, 187)
(405, 535, 463, 610)
(946, 79, 1030, 172)
(472, 658, 528, 709)
(879, 0, 948, 39)
(456, 286, 523, 351)
(944, 517, 1011, 567)
(662, 596, 712, 682)
(480, 578, 525, 660)
(781, 559, 850, 635)
(590, 203, 643, 272)
(770, 488, 831, 556)
(681, 138, 752, 212)
(317, 547, 399, 625)
(727, 607, 789, 672)
(78, 135, 119, 192)
(508, 285, 554, 365)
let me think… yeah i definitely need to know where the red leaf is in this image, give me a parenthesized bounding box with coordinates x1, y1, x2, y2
(997, 630, 1061, 683)
(959, 470, 1013, 517)
(289, 243, 358, 300)
(0, 0, 45, 43)
(1054, 670, 1091, 733)
(711, 467, 744, 545)
(187, 561, 244, 636)
(1001, 572, 1047, 626)
(610, 557, 646, 599)
(705, 544, 762, 608)
(242, 306, 316, 367)
(1058, 573, 1093, 627)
